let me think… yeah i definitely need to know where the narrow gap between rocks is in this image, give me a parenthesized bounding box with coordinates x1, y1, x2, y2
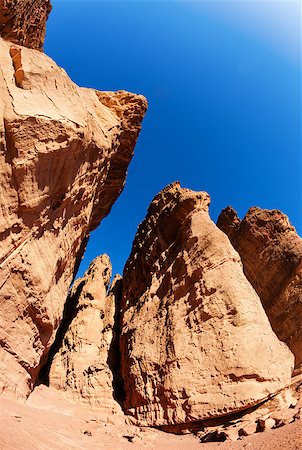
(38, 280, 85, 385)
(107, 277, 126, 405)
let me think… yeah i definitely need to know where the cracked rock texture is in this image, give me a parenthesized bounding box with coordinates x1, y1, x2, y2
(0, 8, 147, 398)
(217, 206, 302, 373)
(48, 255, 122, 414)
(0, 0, 52, 50)
(119, 183, 294, 428)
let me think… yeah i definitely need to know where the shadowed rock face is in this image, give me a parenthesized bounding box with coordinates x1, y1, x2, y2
(218, 206, 302, 373)
(119, 183, 293, 429)
(0, 0, 52, 50)
(48, 256, 123, 414)
(0, 4, 147, 399)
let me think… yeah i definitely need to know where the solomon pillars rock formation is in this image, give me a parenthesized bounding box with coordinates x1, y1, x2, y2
(0, 2, 147, 399)
(218, 206, 302, 373)
(120, 183, 294, 428)
(48, 255, 122, 414)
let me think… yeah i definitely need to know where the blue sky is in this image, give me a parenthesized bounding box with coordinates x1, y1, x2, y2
(46, 1, 301, 277)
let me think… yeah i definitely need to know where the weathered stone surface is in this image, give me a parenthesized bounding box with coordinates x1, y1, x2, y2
(0, 0, 52, 50)
(48, 256, 121, 414)
(192, 378, 301, 442)
(0, 33, 147, 399)
(258, 417, 276, 432)
(217, 206, 302, 372)
(119, 183, 293, 428)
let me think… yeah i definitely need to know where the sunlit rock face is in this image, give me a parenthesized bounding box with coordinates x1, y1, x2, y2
(119, 182, 294, 429)
(218, 206, 302, 373)
(48, 255, 123, 415)
(0, 0, 147, 399)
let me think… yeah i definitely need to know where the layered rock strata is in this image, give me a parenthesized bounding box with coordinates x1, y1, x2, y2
(218, 206, 302, 373)
(119, 183, 294, 428)
(48, 255, 121, 413)
(0, 3, 147, 399)
(0, 0, 52, 50)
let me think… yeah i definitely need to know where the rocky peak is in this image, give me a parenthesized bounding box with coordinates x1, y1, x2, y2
(217, 206, 302, 372)
(93, 254, 111, 279)
(119, 184, 294, 429)
(123, 182, 210, 302)
(147, 181, 210, 218)
(216, 205, 241, 241)
(0, 0, 52, 50)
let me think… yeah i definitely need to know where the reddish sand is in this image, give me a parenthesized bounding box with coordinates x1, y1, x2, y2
(0, 386, 301, 450)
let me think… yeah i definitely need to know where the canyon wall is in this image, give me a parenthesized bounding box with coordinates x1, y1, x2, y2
(0, 0, 52, 50)
(218, 206, 302, 373)
(0, 1, 147, 399)
(0, 2, 299, 441)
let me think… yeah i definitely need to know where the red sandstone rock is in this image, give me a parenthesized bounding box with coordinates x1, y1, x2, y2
(217, 206, 302, 372)
(0, 0, 52, 50)
(119, 183, 294, 429)
(0, 7, 147, 398)
(49, 256, 122, 414)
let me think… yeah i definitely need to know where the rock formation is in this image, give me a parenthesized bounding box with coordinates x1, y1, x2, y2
(119, 183, 294, 429)
(48, 255, 122, 413)
(0, 1, 147, 399)
(0, 1, 300, 447)
(0, 0, 52, 50)
(217, 206, 302, 373)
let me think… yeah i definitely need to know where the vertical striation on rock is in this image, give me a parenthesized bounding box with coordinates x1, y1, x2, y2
(48, 255, 122, 413)
(0, 2, 147, 399)
(119, 183, 294, 428)
(0, 0, 52, 50)
(217, 206, 302, 373)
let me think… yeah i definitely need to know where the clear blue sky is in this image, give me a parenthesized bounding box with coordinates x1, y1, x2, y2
(46, 1, 301, 278)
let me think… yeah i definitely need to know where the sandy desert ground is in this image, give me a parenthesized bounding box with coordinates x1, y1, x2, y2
(0, 385, 301, 450)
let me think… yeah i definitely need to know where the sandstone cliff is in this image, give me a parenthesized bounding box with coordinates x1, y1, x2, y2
(48, 255, 122, 414)
(0, 0, 51, 50)
(0, 2, 147, 399)
(217, 206, 302, 373)
(0, 2, 299, 446)
(119, 183, 294, 429)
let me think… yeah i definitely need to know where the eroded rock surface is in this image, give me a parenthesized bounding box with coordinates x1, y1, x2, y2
(120, 183, 293, 429)
(0, 8, 147, 398)
(218, 206, 302, 373)
(48, 256, 122, 414)
(0, 0, 52, 50)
